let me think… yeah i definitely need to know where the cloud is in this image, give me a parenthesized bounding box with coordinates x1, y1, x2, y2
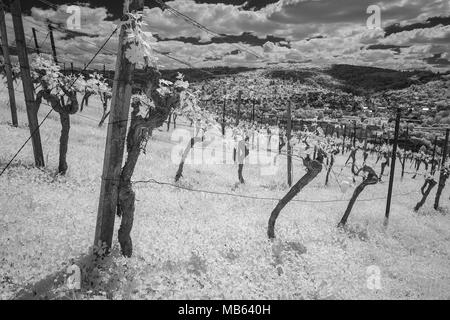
(142, 0, 282, 39)
(1, 0, 449, 72)
(384, 16, 450, 36)
(30, 5, 116, 37)
(381, 25, 450, 45)
(265, 0, 448, 26)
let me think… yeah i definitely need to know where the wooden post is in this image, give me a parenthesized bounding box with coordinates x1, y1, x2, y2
(287, 100, 293, 187)
(401, 130, 406, 178)
(384, 108, 401, 227)
(434, 129, 449, 210)
(342, 124, 346, 154)
(166, 113, 171, 131)
(71, 62, 74, 74)
(31, 27, 40, 54)
(48, 24, 58, 64)
(95, 0, 144, 251)
(252, 99, 255, 123)
(364, 128, 368, 147)
(222, 99, 226, 136)
(363, 128, 368, 161)
(0, 7, 18, 127)
(236, 90, 242, 126)
(353, 122, 357, 147)
(431, 136, 437, 174)
(11, 0, 44, 166)
(103, 64, 106, 77)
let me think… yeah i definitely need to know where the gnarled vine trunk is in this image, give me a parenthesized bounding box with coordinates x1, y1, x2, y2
(325, 154, 334, 186)
(414, 178, 437, 212)
(175, 136, 203, 182)
(117, 68, 179, 257)
(346, 148, 357, 182)
(98, 111, 110, 128)
(98, 92, 111, 128)
(117, 139, 141, 257)
(173, 113, 177, 129)
(58, 113, 70, 174)
(267, 159, 323, 239)
(400, 155, 406, 179)
(36, 88, 78, 175)
(363, 151, 368, 164)
(434, 169, 449, 210)
(234, 139, 249, 184)
(338, 166, 378, 227)
(167, 112, 172, 131)
(379, 153, 389, 181)
(80, 91, 93, 112)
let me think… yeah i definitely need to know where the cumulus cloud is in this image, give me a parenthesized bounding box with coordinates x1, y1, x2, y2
(141, 1, 282, 39)
(2, 0, 449, 72)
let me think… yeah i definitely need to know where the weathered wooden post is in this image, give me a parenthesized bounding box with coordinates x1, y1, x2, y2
(11, 0, 44, 166)
(434, 129, 449, 210)
(95, 0, 144, 251)
(166, 113, 172, 131)
(222, 98, 226, 136)
(287, 99, 293, 187)
(363, 127, 369, 163)
(0, 6, 18, 127)
(431, 136, 437, 174)
(236, 90, 242, 126)
(31, 27, 40, 54)
(384, 108, 401, 227)
(48, 24, 58, 64)
(401, 127, 408, 177)
(252, 99, 255, 122)
(353, 121, 357, 147)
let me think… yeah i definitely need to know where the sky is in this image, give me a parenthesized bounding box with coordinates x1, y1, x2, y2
(2, 0, 450, 72)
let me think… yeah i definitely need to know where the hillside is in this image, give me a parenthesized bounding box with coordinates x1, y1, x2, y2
(156, 64, 449, 94)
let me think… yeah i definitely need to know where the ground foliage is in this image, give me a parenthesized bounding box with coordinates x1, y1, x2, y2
(0, 91, 449, 299)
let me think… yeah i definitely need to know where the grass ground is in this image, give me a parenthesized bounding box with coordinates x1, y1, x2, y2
(0, 86, 449, 300)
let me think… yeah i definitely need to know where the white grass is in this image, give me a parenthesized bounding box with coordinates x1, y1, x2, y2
(0, 87, 449, 300)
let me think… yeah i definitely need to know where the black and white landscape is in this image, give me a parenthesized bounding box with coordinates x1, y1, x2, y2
(0, 0, 449, 301)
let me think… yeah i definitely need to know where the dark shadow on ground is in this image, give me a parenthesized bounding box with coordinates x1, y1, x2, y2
(12, 245, 122, 300)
